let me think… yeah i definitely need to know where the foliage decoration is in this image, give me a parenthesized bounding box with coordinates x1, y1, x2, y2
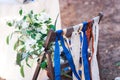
(6, 9, 55, 77)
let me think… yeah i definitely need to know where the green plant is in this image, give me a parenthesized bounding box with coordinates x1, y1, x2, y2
(6, 9, 55, 77)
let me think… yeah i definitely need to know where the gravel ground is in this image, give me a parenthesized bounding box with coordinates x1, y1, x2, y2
(59, 0, 120, 80)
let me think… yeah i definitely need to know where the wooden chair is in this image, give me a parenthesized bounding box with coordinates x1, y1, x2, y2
(32, 12, 103, 80)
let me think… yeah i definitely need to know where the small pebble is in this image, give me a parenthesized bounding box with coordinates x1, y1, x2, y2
(84, 2, 89, 5)
(105, 50, 108, 53)
(91, 1, 95, 5)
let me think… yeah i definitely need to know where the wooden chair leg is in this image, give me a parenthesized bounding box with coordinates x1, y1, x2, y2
(46, 51, 54, 80)
(32, 53, 46, 80)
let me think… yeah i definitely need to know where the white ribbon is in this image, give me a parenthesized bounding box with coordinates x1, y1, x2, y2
(71, 24, 82, 80)
(91, 16, 100, 80)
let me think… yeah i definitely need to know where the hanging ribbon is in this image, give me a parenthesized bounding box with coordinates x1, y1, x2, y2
(54, 30, 81, 80)
(54, 31, 61, 80)
(79, 31, 86, 80)
(90, 16, 100, 80)
(71, 24, 82, 80)
(81, 22, 91, 80)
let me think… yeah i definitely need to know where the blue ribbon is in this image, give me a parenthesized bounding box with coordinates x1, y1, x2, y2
(54, 30, 81, 80)
(54, 31, 61, 80)
(54, 22, 91, 80)
(81, 22, 91, 80)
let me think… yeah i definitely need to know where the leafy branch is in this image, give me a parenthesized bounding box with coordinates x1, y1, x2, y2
(6, 9, 55, 77)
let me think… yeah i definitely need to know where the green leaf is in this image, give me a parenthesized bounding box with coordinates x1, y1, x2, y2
(14, 40, 19, 50)
(25, 53, 31, 68)
(26, 30, 32, 35)
(30, 10, 33, 14)
(31, 34, 36, 39)
(19, 46, 25, 53)
(19, 9, 23, 16)
(49, 24, 55, 31)
(34, 23, 39, 27)
(16, 53, 22, 66)
(23, 16, 27, 20)
(18, 26, 22, 30)
(40, 61, 47, 69)
(34, 14, 38, 20)
(37, 40, 43, 49)
(41, 34, 47, 40)
(14, 40, 24, 50)
(6, 33, 15, 45)
(6, 35, 9, 45)
(7, 22, 13, 27)
(25, 57, 31, 68)
(44, 19, 51, 24)
(20, 65, 25, 77)
(27, 14, 33, 24)
(20, 40, 25, 45)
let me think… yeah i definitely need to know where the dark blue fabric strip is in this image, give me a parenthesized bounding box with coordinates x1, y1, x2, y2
(54, 33, 61, 80)
(56, 30, 81, 80)
(81, 22, 91, 80)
